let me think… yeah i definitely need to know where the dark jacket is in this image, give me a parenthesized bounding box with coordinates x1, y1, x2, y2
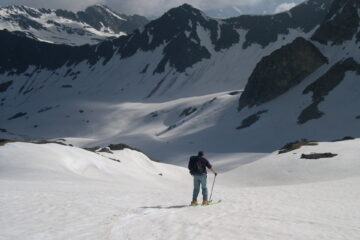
(188, 156, 212, 175)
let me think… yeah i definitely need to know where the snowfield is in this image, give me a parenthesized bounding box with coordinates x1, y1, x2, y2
(1, 140, 360, 240)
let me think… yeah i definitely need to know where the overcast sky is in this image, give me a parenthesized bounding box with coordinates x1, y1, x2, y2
(0, 0, 304, 16)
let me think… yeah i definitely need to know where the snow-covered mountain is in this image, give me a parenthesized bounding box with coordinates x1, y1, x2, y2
(1, 0, 360, 162)
(0, 5, 148, 45)
(2, 1, 360, 237)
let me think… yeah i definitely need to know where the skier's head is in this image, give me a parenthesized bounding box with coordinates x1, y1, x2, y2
(198, 151, 204, 157)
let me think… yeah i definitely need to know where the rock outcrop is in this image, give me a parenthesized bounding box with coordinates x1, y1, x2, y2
(298, 58, 360, 124)
(312, 0, 360, 45)
(238, 37, 328, 110)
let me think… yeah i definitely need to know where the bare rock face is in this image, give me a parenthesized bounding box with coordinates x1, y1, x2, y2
(301, 153, 337, 159)
(236, 110, 267, 130)
(312, 0, 360, 45)
(74, 5, 148, 35)
(238, 37, 328, 111)
(298, 58, 360, 124)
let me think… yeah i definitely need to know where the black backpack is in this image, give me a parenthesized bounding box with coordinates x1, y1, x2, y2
(189, 156, 203, 175)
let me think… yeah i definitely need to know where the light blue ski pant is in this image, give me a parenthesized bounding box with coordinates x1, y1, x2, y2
(192, 174, 208, 201)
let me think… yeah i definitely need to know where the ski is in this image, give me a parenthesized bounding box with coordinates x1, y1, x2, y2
(208, 199, 221, 205)
(191, 200, 221, 206)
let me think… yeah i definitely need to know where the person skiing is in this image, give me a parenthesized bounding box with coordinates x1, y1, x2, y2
(188, 151, 217, 206)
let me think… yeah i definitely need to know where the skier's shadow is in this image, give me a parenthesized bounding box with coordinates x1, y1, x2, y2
(141, 205, 188, 209)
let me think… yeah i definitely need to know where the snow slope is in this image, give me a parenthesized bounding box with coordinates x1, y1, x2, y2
(1, 140, 360, 240)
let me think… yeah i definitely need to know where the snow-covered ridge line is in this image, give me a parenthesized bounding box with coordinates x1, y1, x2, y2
(1, 135, 359, 186)
(0, 4, 148, 45)
(0, 138, 145, 157)
(0, 141, 184, 182)
(100, 5, 126, 21)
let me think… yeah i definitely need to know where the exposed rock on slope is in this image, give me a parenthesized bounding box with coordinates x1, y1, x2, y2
(0, 2, 332, 77)
(0, 29, 116, 74)
(298, 58, 360, 124)
(238, 37, 328, 110)
(227, 0, 333, 48)
(312, 0, 360, 45)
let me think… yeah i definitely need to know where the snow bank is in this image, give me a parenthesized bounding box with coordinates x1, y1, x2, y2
(1, 140, 360, 240)
(221, 139, 360, 186)
(0, 142, 187, 185)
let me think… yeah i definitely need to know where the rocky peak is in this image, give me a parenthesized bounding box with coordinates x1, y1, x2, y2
(153, 3, 212, 31)
(76, 5, 126, 33)
(75, 5, 149, 34)
(83, 5, 123, 20)
(3, 5, 43, 17)
(174, 3, 200, 13)
(142, 4, 217, 73)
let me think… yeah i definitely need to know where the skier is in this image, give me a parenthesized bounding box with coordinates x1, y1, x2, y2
(188, 151, 217, 206)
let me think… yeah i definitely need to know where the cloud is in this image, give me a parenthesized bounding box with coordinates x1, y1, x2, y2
(114, 0, 263, 15)
(0, 0, 104, 11)
(0, 0, 304, 16)
(274, 2, 297, 13)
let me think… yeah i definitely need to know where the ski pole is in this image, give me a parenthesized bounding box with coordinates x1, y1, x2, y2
(209, 175, 217, 202)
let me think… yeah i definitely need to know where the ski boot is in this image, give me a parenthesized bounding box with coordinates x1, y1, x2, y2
(202, 200, 209, 205)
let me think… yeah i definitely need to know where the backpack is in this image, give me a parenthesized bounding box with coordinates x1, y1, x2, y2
(189, 156, 203, 175)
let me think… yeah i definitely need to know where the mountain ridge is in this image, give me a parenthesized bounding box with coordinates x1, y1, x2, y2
(0, 4, 148, 45)
(2, 0, 360, 158)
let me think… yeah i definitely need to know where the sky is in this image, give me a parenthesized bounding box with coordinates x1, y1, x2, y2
(0, 0, 304, 17)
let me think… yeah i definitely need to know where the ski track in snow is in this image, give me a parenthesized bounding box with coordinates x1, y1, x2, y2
(3, 184, 360, 240)
(106, 184, 360, 240)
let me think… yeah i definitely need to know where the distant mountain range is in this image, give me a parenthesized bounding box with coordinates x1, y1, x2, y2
(0, 5, 148, 45)
(1, 0, 360, 158)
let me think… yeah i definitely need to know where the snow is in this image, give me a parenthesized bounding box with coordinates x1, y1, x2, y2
(0, 43, 358, 160)
(275, 3, 297, 14)
(1, 140, 360, 240)
(1, 7, 360, 239)
(35, 37, 55, 44)
(0, 5, 326, 154)
(102, 6, 126, 21)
